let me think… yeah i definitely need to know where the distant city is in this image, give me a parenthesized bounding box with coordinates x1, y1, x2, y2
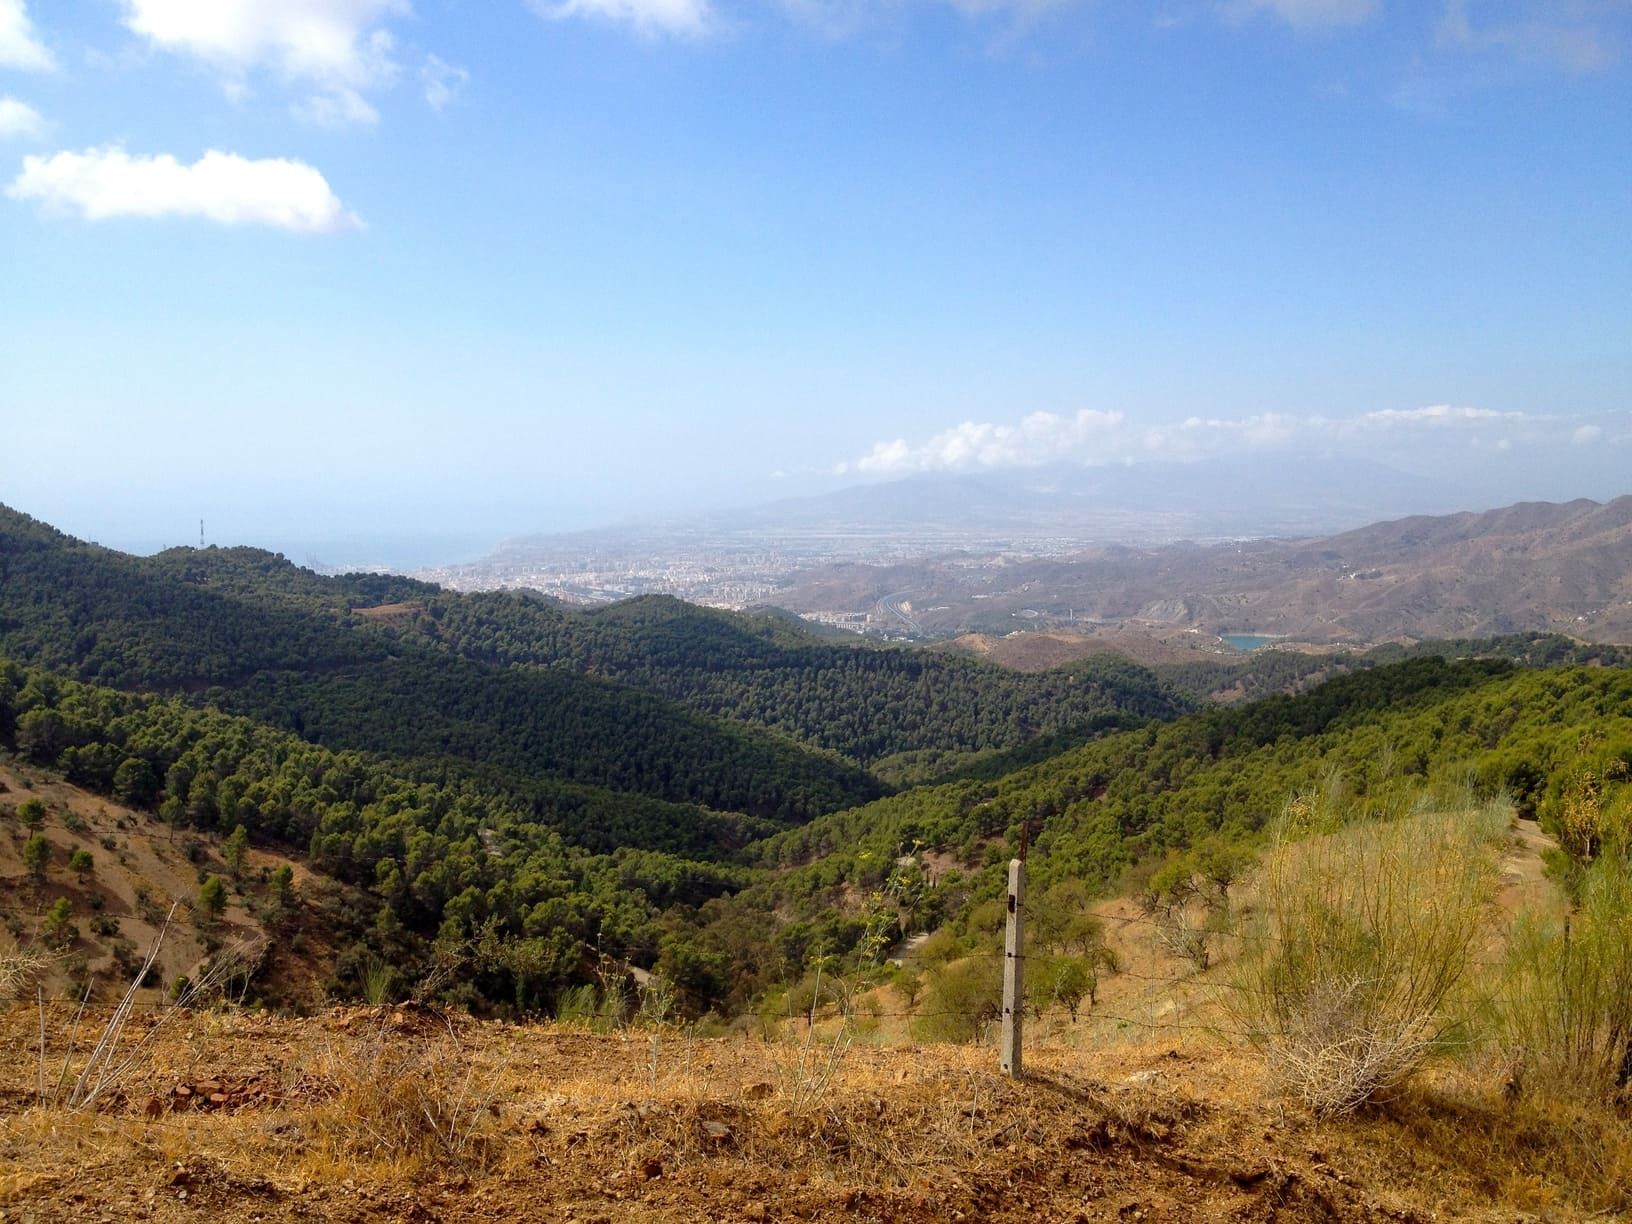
(401, 525, 1093, 639)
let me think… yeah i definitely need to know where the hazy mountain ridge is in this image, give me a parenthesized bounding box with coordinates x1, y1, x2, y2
(473, 456, 1467, 560)
(731, 455, 1466, 540)
(778, 494, 1632, 644)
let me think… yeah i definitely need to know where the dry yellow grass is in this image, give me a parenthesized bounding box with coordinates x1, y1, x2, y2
(0, 1000, 1627, 1222)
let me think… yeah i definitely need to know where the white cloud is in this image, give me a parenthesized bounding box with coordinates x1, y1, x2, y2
(420, 54, 469, 110)
(530, 0, 715, 39)
(843, 409, 1128, 475)
(1573, 424, 1604, 446)
(1349, 404, 1526, 428)
(291, 87, 380, 127)
(0, 0, 53, 70)
(6, 146, 361, 232)
(839, 404, 1570, 476)
(0, 95, 46, 140)
(1438, 0, 1623, 74)
(1227, 0, 1381, 30)
(117, 1, 410, 125)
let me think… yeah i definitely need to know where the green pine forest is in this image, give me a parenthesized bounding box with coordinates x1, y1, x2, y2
(2, 501, 1630, 1019)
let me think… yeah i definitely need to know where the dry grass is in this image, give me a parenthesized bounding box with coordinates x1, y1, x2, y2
(0, 1006, 1630, 1219)
(1226, 797, 1508, 1117)
(297, 1018, 511, 1170)
(1327, 1062, 1632, 1217)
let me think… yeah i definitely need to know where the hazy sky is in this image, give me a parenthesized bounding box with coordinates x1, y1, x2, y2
(2, 0, 1629, 561)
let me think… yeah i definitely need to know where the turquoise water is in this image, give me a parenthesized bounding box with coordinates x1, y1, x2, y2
(1221, 634, 1276, 651)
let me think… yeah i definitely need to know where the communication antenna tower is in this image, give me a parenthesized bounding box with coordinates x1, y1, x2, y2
(200, 518, 204, 549)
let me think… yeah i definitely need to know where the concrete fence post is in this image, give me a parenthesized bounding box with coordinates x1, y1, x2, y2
(1001, 856, 1025, 1077)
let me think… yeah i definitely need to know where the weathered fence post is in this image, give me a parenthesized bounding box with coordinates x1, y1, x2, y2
(1001, 856, 1025, 1076)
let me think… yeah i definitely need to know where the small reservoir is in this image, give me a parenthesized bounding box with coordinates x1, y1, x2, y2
(1221, 633, 1277, 652)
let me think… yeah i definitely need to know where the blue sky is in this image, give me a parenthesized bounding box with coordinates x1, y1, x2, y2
(2, 0, 1629, 562)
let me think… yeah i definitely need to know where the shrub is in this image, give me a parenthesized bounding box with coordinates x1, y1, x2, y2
(554, 981, 628, 1030)
(196, 875, 227, 923)
(913, 955, 1002, 1044)
(1030, 952, 1111, 1021)
(1489, 853, 1632, 1102)
(133, 886, 165, 924)
(360, 955, 394, 1006)
(1228, 797, 1505, 1116)
(42, 897, 77, 949)
(913, 927, 960, 970)
(21, 833, 51, 882)
(887, 963, 923, 1007)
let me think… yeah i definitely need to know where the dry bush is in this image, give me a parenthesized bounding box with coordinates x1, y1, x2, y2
(1228, 797, 1506, 1116)
(774, 966, 859, 1109)
(305, 1021, 509, 1168)
(0, 945, 49, 1007)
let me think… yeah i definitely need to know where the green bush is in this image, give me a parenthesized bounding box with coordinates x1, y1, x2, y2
(196, 875, 227, 923)
(21, 833, 51, 882)
(41, 897, 77, 949)
(912, 955, 1002, 1044)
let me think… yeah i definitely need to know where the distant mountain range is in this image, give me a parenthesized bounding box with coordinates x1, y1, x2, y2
(777, 495, 1632, 645)
(479, 455, 1476, 567)
(445, 467, 1631, 648)
(722, 455, 1471, 543)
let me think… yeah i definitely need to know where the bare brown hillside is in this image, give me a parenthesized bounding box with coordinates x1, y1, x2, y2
(780, 495, 1632, 645)
(0, 760, 343, 1010)
(935, 625, 1240, 670)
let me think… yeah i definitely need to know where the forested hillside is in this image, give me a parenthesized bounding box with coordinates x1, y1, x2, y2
(0, 506, 882, 824)
(4, 503, 1631, 1022)
(7, 647, 1632, 1017)
(0, 658, 757, 1008)
(0, 505, 1191, 789)
(739, 658, 1632, 965)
